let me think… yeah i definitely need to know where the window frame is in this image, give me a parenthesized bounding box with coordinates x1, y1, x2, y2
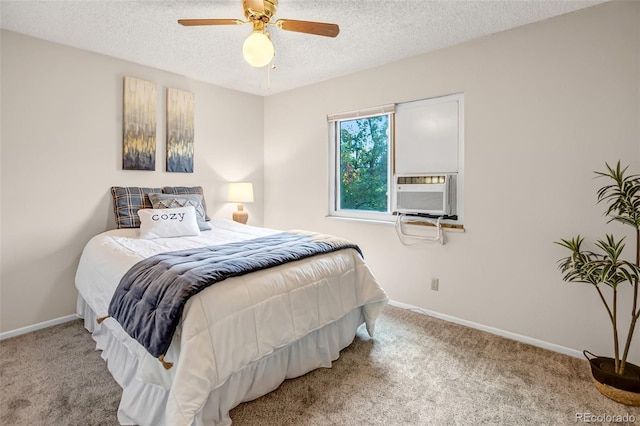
(328, 94, 464, 225)
(328, 109, 396, 222)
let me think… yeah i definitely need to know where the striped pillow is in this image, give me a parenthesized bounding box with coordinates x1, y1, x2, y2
(163, 186, 210, 220)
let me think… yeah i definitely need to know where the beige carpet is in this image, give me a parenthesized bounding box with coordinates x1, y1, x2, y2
(1, 305, 639, 425)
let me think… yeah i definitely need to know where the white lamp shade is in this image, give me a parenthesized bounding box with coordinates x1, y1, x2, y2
(242, 31, 274, 67)
(228, 182, 254, 203)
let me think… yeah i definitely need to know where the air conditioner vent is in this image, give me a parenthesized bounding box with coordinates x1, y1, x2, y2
(393, 173, 456, 216)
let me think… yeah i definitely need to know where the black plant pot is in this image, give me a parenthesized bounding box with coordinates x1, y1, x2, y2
(584, 350, 640, 406)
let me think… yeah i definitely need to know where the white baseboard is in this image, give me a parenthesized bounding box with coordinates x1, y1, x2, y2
(0, 314, 79, 341)
(388, 300, 583, 359)
(1, 302, 583, 360)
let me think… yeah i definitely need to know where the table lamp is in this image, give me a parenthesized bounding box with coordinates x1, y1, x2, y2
(227, 182, 254, 224)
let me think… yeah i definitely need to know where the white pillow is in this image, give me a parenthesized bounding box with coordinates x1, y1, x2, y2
(138, 206, 200, 239)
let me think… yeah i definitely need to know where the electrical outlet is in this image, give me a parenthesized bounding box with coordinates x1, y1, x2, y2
(431, 278, 439, 291)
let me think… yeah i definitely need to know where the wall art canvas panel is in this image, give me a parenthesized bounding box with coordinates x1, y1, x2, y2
(166, 88, 194, 173)
(123, 76, 157, 170)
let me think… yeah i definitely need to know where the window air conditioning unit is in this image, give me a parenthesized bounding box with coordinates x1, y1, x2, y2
(393, 174, 456, 216)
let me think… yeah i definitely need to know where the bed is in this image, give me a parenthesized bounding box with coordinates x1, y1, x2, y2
(74, 187, 388, 425)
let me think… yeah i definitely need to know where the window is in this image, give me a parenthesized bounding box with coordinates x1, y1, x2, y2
(328, 94, 464, 223)
(328, 105, 395, 221)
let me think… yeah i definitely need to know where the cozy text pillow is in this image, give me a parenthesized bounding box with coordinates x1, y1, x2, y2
(138, 206, 200, 239)
(148, 192, 211, 231)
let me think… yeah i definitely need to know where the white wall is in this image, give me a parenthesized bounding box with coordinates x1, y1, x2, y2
(264, 1, 640, 363)
(0, 30, 265, 332)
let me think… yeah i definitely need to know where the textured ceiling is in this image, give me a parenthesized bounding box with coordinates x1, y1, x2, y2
(0, 0, 606, 96)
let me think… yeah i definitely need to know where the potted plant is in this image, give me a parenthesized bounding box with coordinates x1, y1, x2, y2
(556, 161, 640, 406)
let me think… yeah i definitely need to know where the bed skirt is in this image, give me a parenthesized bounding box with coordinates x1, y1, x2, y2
(77, 295, 365, 425)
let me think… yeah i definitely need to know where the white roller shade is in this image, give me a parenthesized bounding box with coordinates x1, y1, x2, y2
(327, 104, 395, 122)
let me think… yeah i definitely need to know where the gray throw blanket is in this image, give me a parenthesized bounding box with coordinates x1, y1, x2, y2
(108, 231, 362, 360)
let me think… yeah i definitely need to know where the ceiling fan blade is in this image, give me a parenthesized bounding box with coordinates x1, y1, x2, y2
(275, 19, 340, 38)
(178, 19, 244, 26)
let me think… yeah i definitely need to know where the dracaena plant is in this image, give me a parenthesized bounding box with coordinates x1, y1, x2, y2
(556, 161, 640, 376)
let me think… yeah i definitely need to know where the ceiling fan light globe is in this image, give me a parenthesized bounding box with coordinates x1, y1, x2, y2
(243, 31, 274, 67)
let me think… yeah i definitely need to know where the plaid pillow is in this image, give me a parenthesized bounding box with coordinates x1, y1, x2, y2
(148, 193, 211, 231)
(111, 186, 163, 229)
(163, 186, 210, 220)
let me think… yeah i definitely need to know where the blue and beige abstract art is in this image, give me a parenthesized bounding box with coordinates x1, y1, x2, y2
(123, 76, 157, 171)
(166, 88, 194, 173)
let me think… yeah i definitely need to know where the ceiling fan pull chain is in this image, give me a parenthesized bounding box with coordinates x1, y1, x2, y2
(267, 59, 276, 90)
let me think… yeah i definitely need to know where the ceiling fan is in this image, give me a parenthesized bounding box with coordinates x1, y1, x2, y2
(178, 0, 340, 68)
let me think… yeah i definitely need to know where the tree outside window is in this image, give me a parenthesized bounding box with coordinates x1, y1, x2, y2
(338, 115, 389, 212)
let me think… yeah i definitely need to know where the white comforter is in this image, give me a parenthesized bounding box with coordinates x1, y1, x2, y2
(75, 219, 388, 425)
